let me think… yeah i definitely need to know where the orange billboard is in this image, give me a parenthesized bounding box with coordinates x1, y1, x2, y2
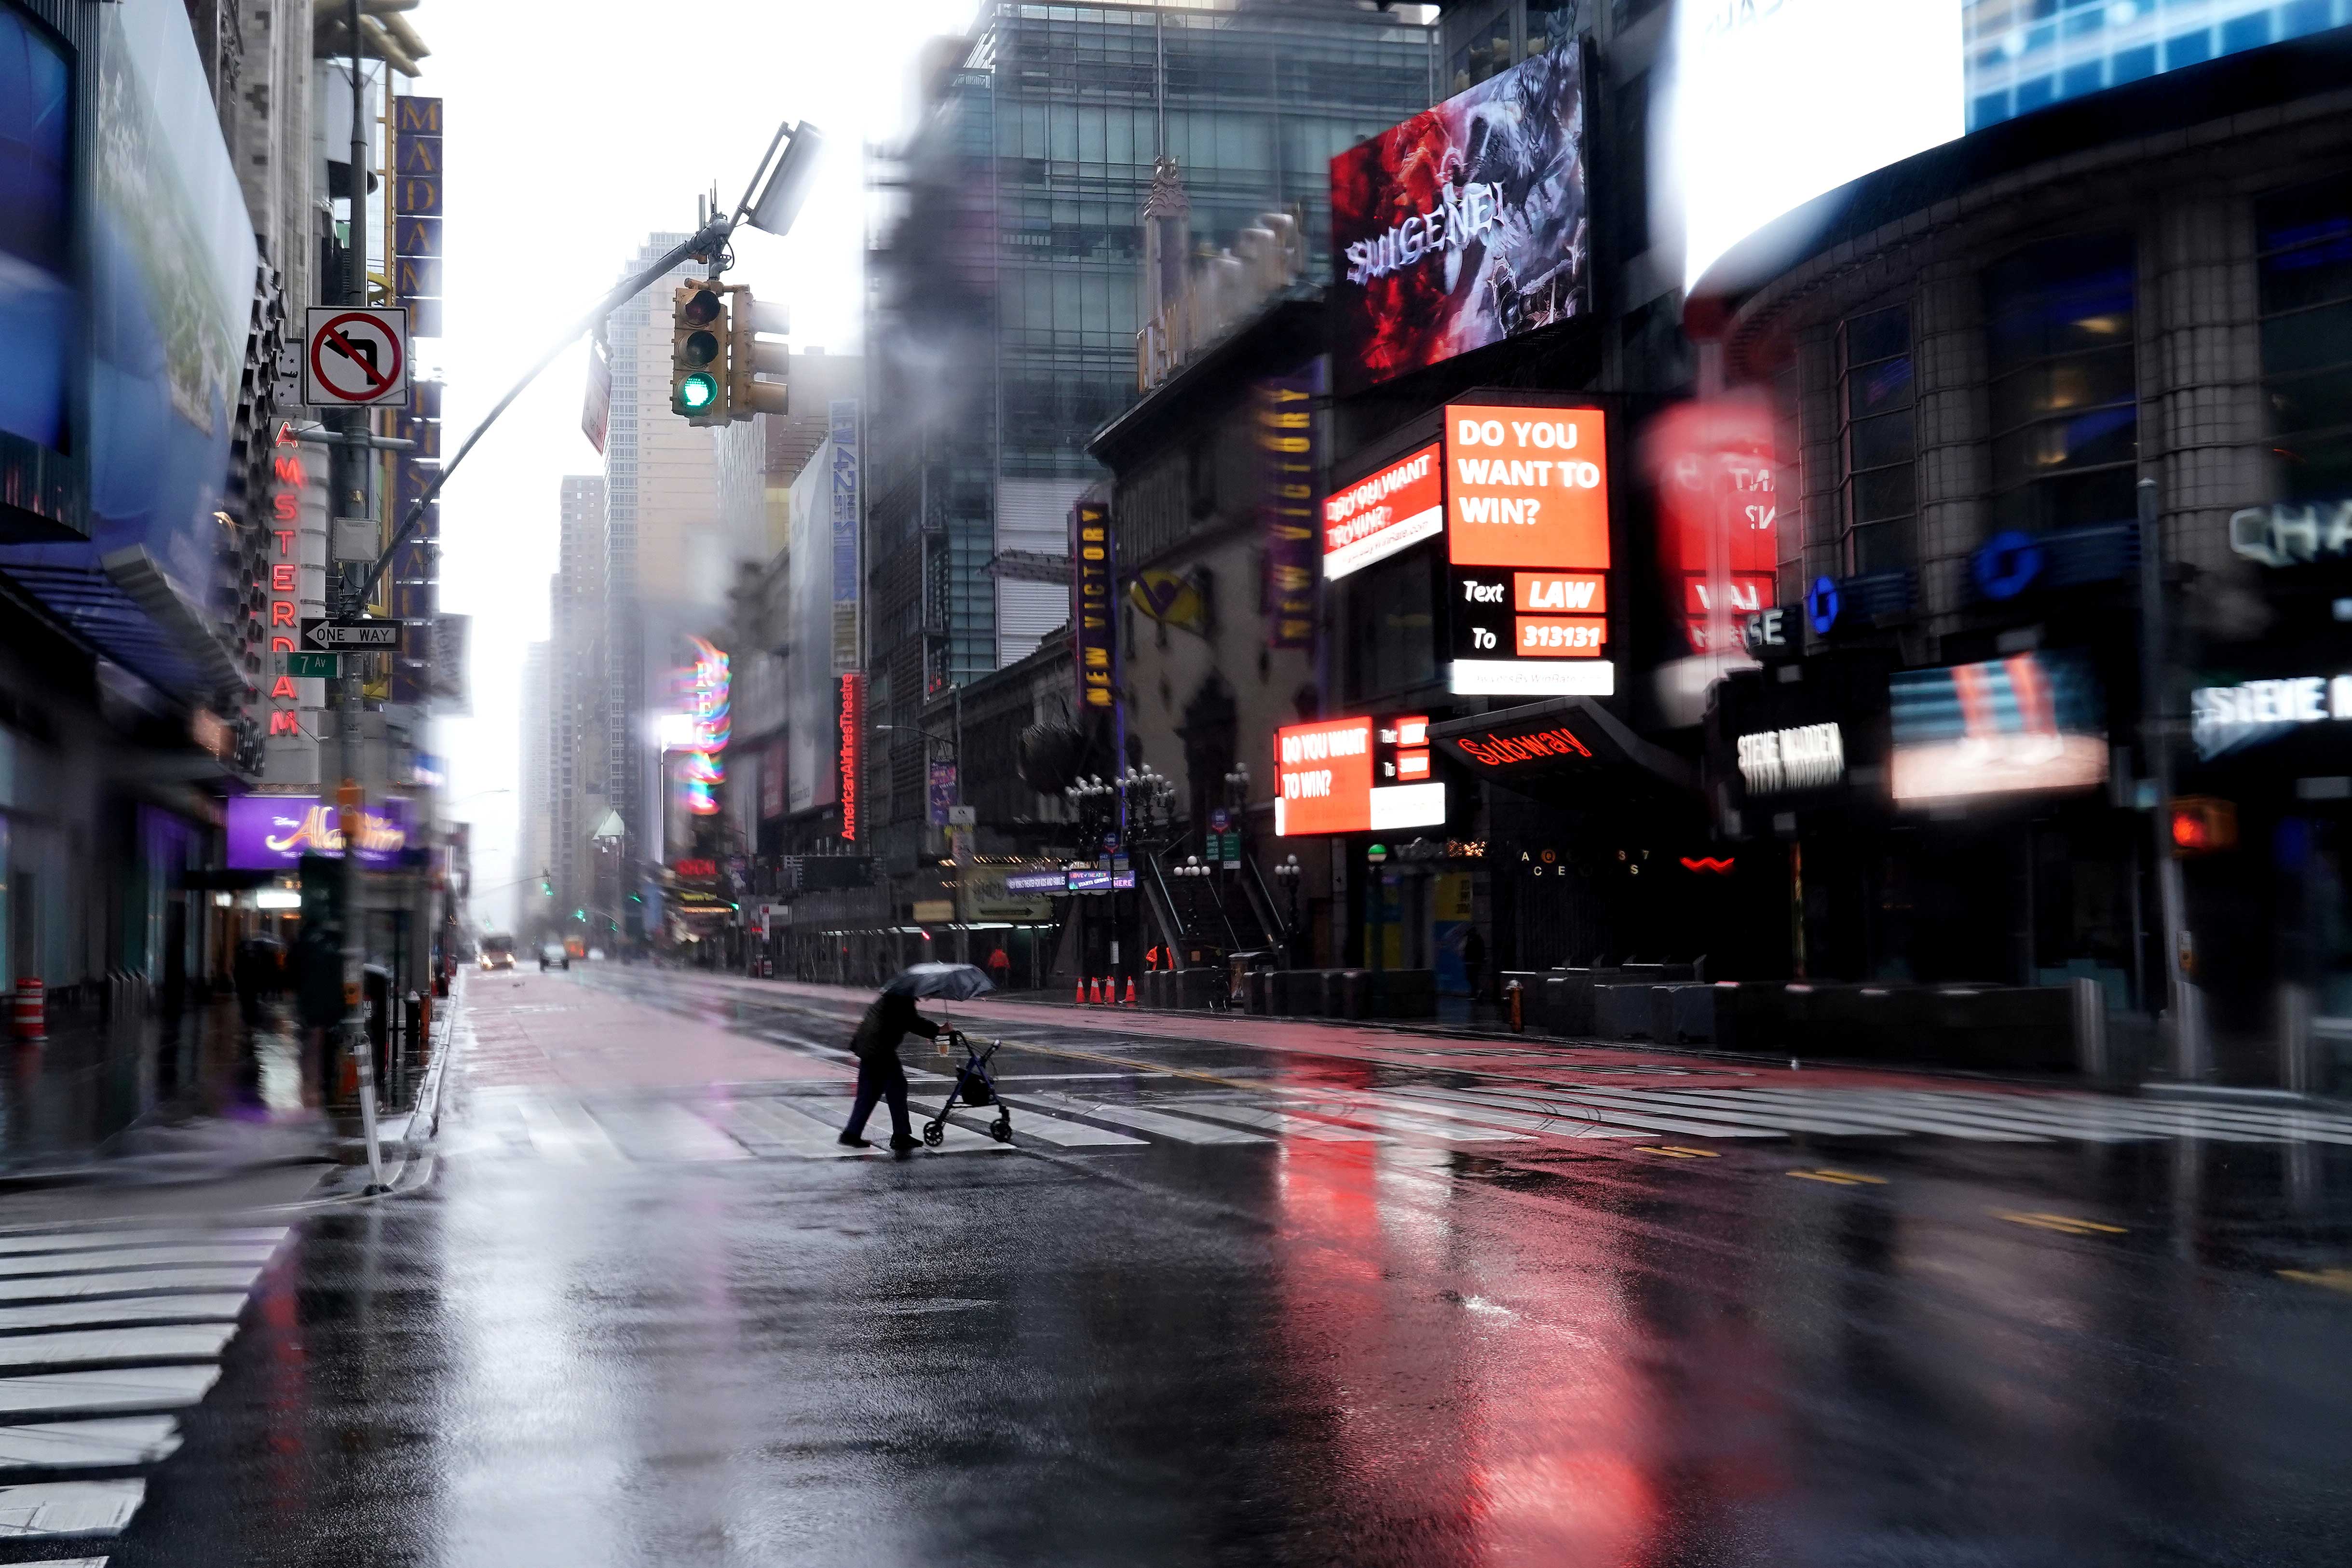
(1443, 404, 1610, 570)
(1274, 716, 1374, 836)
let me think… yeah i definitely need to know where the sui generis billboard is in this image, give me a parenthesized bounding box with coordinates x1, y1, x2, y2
(1328, 48, 1588, 392)
(1674, 1, 2352, 294)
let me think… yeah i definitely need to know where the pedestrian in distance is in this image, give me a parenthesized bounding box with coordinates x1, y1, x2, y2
(290, 923, 345, 1109)
(987, 944, 1011, 992)
(1462, 925, 1488, 1002)
(840, 987, 940, 1155)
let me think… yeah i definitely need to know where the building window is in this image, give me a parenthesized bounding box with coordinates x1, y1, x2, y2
(2257, 172, 2352, 503)
(1449, 9, 1513, 95)
(1839, 303, 1917, 573)
(1344, 549, 1435, 703)
(1984, 232, 2138, 534)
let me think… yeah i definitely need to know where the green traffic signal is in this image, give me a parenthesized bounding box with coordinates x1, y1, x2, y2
(575, 909, 586, 920)
(680, 372, 718, 412)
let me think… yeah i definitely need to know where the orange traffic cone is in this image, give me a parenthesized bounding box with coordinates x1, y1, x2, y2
(1088, 976, 1101, 1006)
(1074, 978, 1087, 1005)
(1123, 977, 1137, 1007)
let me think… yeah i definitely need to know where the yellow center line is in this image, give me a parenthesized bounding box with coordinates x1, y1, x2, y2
(1637, 1145, 1719, 1159)
(1992, 1209, 2128, 1236)
(2277, 1267, 2352, 1294)
(1787, 1168, 1888, 1186)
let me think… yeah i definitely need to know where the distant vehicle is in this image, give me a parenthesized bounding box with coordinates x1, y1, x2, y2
(539, 942, 569, 972)
(480, 934, 515, 972)
(587, 947, 606, 962)
(563, 934, 586, 959)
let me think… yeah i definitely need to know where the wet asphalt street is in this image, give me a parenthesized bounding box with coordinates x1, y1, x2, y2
(6, 965, 2352, 1566)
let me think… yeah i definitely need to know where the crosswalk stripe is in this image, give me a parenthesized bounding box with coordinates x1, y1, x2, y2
(1364, 1089, 1635, 1138)
(0, 1230, 282, 1260)
(1278, 1098, 1535, 1142)
(1012, 1093, 1271, 1144)
(1740, 1090, 2116, 1142)
(0, 1480, 144, 1538)
(1677, 1089, 2046, 1142)
(0, 1419, 179, 1472)
(512, 1098, 625, 1162)
(591, 1103, 752, 1163)
(0, 1248, 279, 1283)
(943, 1106, 1144, 1148)
(0, 1326, 239, 1372)
(11, 1556, 107, 1566)
(1604, 1087, 1930, 1136)
(0, 1270, 266, 1306)
(1400, 1085, 1780, 1140)
(1157, 1101, 1388, 1141)
(0, 1298, 250, 1336)
(0, 1370, 221, 1421)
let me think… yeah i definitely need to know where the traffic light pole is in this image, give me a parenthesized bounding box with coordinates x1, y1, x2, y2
(337, 0, 387, 1191)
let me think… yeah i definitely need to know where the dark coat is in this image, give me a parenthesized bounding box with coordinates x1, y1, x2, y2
(292, 929, 346, 1029)
(849, 992, 940, 1063)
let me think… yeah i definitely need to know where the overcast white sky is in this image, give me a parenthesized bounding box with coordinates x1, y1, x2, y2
(413, 0, 976, 929)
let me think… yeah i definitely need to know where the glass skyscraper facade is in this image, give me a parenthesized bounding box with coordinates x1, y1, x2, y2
(865, 0, 1435, 853)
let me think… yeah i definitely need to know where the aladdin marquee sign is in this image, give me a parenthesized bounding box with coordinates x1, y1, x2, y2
(228, 796, 414, 870)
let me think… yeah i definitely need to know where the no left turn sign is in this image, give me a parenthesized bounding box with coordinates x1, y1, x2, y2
(304, 306, 410, 408)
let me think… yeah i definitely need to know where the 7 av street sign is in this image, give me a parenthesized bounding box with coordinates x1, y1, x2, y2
(300, 618, 404, 651)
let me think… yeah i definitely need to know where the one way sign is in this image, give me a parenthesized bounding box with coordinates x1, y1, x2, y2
(300, 618, 404, 651)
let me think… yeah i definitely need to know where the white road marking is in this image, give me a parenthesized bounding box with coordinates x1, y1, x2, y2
(590, 1103, 752, 1163)
(0, 1230, 282, 1260)
(0, 1298, 250, 1335)
(1278, 1098, 1534, 1143)
(0, 1326, 240, 1372)
(942, 1106, 1144, 1148)
(0, 1419, 180, 1471)
(1150, 1101, 1387, 1142)
(513, 1098, 626, 1162)
(0, 1270, 265, 1305)
(0, 1369, 222, 1421)
(0, 1248, 280, 1283)
(0, 1479, 144, 1538)
(1011, 1093, 1270, 1144)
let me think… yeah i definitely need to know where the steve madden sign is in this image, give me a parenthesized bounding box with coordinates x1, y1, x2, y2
(2191, 674, 2352, 760)
(2230, 500, 2352, 567)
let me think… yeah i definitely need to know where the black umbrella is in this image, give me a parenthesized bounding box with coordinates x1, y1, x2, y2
(882, 962, 996, 1000)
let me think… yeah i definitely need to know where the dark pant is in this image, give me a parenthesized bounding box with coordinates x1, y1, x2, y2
(844, 1054, 911, 1141)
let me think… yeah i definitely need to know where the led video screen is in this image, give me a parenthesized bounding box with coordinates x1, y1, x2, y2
(1674, 0, 2352, 292)
(0, 2, 72, 454)
(1329, 48, 1588, 392)
(1889, 649, 2107, 805)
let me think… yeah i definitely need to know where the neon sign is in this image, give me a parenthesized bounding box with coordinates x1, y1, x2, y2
(674, 636, 730, 817)
(839, 670, 864, 842)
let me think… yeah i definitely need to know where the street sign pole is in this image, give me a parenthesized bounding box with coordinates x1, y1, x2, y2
(335, 0, 386, 1194)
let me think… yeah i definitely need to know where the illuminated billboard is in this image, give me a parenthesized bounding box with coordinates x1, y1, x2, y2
(1329, 48, 1588, 392)
(1323, 442, 1441, 580)
(1889, 650, 2107, 805)
(1443, 403, 1613, 697)
(1274, 715, 1446, 837)
(1673, 1, 2352, 293)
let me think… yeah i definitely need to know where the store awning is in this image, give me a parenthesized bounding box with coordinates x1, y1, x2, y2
(1429, 698, 1695, 798)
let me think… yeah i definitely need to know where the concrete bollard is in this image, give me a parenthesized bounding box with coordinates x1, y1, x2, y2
(2069, 976, 2108, 1079)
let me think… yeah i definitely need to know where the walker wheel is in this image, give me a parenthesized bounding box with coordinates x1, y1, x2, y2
(922, 1121, 945, 1148)
(990, 1117, 1012, 1143)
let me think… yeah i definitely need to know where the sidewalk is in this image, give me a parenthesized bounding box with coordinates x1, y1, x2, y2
(0, 990, 335, 1190)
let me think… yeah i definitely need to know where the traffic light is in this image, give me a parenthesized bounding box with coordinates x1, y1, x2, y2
(541, 869, 553, 897)
(727, 288, 790, 419)
(2169, 796, 2238, 856)
(670, 279, 729, 424)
